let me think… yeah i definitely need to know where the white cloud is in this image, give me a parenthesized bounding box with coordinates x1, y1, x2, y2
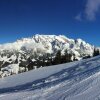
(85, 0, 100, 21)
(76, 0, 100, 21)
(75, 13, 82, 21)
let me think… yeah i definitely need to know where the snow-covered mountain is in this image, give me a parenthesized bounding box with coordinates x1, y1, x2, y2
(0, 55, 100, 100)
(0, 34, 94, 56)
(0, 34, 97, 77)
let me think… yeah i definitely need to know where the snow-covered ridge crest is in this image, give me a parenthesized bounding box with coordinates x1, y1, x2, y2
(0, 34, 93, 51)
(0, 34, 67, 51)
(0, 34, 94, 58)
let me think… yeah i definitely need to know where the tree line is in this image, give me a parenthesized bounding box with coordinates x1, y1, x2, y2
(26, 50, 77, 70)
(26, 48, 100, 70)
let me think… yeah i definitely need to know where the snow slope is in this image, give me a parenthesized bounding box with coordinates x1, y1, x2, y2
(0, 55, 100, 100)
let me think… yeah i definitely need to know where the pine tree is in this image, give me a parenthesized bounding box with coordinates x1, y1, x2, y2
(64, 49, 72, 62)
(27, 57, 33, 70)
(93, 49, 100, 57)
(54, 50, 61, 65)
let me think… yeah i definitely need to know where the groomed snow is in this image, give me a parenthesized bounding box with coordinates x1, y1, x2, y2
(0, 56, 100, 100)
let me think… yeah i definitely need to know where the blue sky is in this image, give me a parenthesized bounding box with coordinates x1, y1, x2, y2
(0, 0, 100, 46)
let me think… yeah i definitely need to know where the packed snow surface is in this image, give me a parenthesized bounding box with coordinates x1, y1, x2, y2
(0, 56, 100, 100)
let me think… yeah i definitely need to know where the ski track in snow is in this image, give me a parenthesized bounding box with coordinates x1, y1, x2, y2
(0, 56, 100, 100)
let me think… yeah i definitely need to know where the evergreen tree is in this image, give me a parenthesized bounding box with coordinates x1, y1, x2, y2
(64, 49, 72, 63)
(93, 49, 100, 57)
(15, 58, 18, 64)
(27, 57, 33, 70)
(54, 50, 61, 65)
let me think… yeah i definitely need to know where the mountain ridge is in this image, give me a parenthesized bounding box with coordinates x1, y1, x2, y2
(0, 34, 99, 77)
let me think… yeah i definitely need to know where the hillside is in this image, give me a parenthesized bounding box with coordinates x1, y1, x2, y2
(0, 55, 100, 100)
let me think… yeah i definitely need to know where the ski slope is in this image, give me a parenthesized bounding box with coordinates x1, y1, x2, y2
(0, 56, 100, 100)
